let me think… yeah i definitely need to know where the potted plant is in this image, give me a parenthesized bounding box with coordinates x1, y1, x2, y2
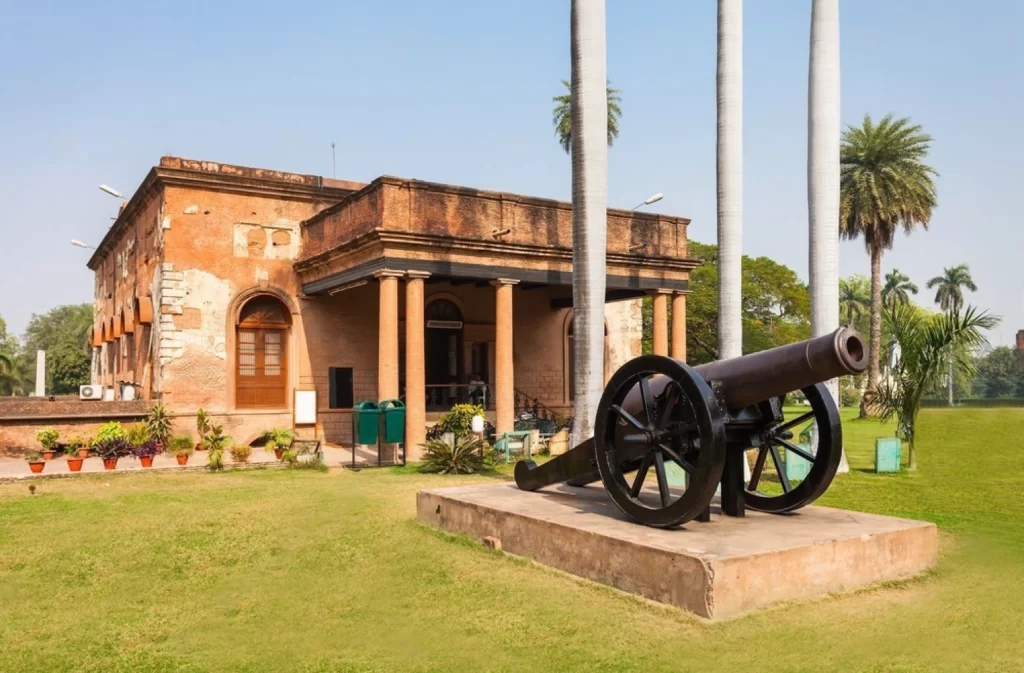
(126, 423, 151, 457)
(94, 437, 132, 470)
(229, 443, 250, 464)
(169, 435, 194, 466)
(261, 428, 295, 461)
(26, 451, 45, 474)
(145, 404, 173, 453)
(72, 435, 92, 459)
(36, 428, 60, 460)
(133, 439, 163, 468)
(195, 409, 211, 451)
(65, 436, 86, 472)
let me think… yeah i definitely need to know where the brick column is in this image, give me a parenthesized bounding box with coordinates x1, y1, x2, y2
(652, 290, 670, 356)
(671, 292, 687, 362)
(404, 271, 430, 460)
(493, 279, 518, 436)
(375, 270, 402, 400)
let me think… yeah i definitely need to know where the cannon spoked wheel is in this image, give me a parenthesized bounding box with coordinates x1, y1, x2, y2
(594, 355, 727, 528)
(745, 382, 842, 513)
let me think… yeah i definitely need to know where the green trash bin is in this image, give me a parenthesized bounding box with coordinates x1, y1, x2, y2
(378, 399, 406, 444)
(352, 401, 380, 445)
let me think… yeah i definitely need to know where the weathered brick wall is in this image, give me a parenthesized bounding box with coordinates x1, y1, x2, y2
(0, 398, 151, 456)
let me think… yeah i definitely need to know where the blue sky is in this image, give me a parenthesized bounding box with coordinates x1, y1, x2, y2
(1, 0, 1021, 345)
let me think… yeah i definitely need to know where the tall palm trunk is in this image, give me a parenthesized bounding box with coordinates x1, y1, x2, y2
(568, 0, 608, 448)
(808, 0, 846, 471)
(717, 0, 743, 361)
(861, 246, 884, 418)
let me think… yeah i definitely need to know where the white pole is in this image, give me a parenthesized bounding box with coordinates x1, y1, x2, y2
(35, 350, 45, 397)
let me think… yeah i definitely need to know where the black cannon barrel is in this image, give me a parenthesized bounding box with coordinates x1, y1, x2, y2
(693, 326, 867, 410)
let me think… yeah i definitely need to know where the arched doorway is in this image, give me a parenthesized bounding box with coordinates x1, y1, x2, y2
(235, 295, 291, 409)
(425, 299, 464, 409)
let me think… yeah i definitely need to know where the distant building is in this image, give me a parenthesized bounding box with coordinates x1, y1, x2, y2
(84, 157, 696, 458)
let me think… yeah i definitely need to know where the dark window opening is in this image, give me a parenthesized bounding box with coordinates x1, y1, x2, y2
(329, 367, 354, 409)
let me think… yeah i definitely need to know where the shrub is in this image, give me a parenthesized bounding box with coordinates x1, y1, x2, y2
(125, 424, 151, 448)
(36, 428, 60, 451)
(420, 435, 491, 475)
(94, 437, 133, 459)
(26, 451, 41, 462)
(229, 444, 251, 464)
(145, 404, 173, 445)
(94, 422, 126, 445)
(133, 439, 162, 458)
(66, 436, 86, 454)
(433, 404, 486, 438)
(168, 435, 194, 454)
(261, 428, 295, 453)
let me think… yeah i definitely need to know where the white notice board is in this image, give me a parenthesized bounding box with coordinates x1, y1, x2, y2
(294, 390, 317, 425)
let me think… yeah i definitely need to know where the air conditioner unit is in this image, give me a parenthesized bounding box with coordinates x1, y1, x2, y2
(79, 385, 103, 400)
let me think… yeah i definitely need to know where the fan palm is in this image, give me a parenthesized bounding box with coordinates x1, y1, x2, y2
(838, 276, 870, 329)
(877, 304, 996, 469)
(926, 264, 976, 312)
(840, 114, 937, 417)
(882, 269, 919, 308)
(552, 79, 621, 154)
(0, 352, 25, 395)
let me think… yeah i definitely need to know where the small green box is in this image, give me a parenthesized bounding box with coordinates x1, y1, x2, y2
(785, 444, 813, 481)
(352, 401, 380, 445)
(378, 399, 406, 444)
(875, 437, 902, 473)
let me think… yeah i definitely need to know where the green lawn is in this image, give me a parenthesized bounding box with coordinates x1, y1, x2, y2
(1, 408, 1022, 672)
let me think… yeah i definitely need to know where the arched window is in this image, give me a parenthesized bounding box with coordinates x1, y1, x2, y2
(236, 295, 290, 409)
(566, 315, 609, 402)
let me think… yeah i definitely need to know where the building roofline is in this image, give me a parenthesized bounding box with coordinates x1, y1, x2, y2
(86, 156, 361, 270)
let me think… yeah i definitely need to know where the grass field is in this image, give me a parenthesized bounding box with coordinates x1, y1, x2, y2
(1, 408, 1022, 672)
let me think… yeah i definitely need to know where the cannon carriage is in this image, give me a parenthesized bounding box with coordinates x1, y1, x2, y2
(515, 327, 868, 528)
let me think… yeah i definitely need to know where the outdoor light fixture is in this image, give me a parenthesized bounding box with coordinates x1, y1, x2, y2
(70, 239, 95, 250)
(98, 184, 123, 199)
(631, 192, 664, 211)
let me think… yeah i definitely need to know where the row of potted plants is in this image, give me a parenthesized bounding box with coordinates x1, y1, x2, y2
(26, 407, 297, 474)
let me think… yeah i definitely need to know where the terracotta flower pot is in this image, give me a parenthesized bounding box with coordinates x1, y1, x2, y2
(176, 454, 189, 466)
(67, 457, 84, 472)
(78, 448, 90, 459)
(195, 443, 205, 452)
(42, 450, 56, 461)
(140, 455, 154, 468)
(274, 448, 284, 460)
(28, 461, 45, 474)
(102, 457, 118, 470)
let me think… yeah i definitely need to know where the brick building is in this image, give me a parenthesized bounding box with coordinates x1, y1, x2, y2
(87, 157, 696, 458)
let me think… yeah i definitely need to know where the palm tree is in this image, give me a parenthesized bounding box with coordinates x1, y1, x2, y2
(552, 80, 621, 153)
(926, 264, 977, 405)
(878, 304, 996, 469)
(0, 352, 25, 396)
(840, 114, 937, 417)
(839, 276, 870, 328)
(926, 264, 977, 312)
(717, 0, 743, 361)
(882, 269, 919, 308)
(568, 0, 608, 449)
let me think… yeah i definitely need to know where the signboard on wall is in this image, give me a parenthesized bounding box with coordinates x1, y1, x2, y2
(294, 390, 317, 425)
(426, 320, 463, 329)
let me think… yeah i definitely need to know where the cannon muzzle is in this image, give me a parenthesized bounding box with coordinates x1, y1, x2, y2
(693, 326, 867, 410)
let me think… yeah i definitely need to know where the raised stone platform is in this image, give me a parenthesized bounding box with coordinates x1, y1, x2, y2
(417, 482, 938, 619)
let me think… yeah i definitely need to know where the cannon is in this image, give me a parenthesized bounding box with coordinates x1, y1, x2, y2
(515, 327, 868, 528)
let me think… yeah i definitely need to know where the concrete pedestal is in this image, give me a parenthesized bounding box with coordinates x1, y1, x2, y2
(417, 482, 937, 619)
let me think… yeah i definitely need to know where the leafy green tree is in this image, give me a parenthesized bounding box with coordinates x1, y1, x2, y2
(878, 304, 997, 469)
(882, 268, 919, 309)
(643, 242, 811, 364)
(840, 114, 937, 417)
(552, 79, 621, 153)
(0, 316, 27, 395)
(20, 304, 94, 395)
(974, 347, 1023, 398)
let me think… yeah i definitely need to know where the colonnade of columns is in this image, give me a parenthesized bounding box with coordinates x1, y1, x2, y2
(374, 270, 518, 459)
(651, 290, 688, 361)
